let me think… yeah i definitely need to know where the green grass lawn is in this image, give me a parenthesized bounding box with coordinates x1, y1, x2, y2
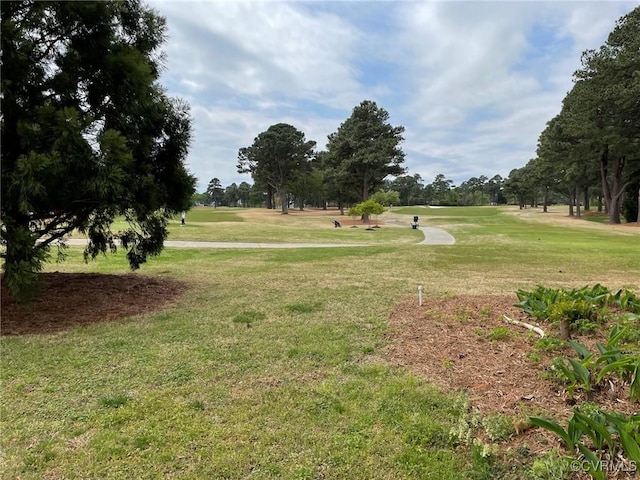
(2, 206, 639, 479)
(180, 206, 246, 223)
(74, 207, 422, 244)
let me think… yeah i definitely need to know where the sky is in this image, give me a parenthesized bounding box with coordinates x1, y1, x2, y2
(147, 0, 638, 193)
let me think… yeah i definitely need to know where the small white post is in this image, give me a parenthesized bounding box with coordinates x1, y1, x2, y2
(418, 285, 423, 306)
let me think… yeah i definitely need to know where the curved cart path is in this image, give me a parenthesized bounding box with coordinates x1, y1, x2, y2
(416, 226, 456, 245)
(62, 227, 455, 248)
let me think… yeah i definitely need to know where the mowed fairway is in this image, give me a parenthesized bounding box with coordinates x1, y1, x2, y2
(2, 206, 639, 479)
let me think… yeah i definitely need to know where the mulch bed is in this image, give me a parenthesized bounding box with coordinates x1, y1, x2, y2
(385, 294, 638, 460)
(1, 272, 186, 336)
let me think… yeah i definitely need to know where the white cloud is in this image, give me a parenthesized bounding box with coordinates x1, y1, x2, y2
(154, 1, 362, 104)
(148, 0, 638, 192)
(396, 2, 557, 131)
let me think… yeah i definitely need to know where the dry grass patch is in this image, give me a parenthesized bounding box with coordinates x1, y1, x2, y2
(504, 207, 640, 233)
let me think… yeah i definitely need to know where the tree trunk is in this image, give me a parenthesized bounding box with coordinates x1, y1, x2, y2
(601, 145, 611, 214)
(568, 192, 574, 216)
(583, 186, 590, 211)
(637, 187, 640, 222)
(600, 146, 628, 224)
(608, 195, 622, 224)
(574, 187, 581, 218)
(266, 185, 274, 210)
(276, 185, 288, 214)
(543, 186, 549, 213)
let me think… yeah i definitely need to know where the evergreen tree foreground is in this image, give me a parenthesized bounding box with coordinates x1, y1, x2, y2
(1, 0, 196, 302)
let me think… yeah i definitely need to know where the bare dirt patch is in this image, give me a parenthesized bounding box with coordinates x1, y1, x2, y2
(241, 207, 390, 227)
(1, 273, 187, 336)
(385, 294, 637, 455)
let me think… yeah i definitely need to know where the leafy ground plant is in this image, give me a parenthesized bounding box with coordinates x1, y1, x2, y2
(529, 407, 640, 480)
(550, 356, 592, 398)
(548, 325, 640, 402)
(486, 326, 511, 341)
(515, 285, 639, 340)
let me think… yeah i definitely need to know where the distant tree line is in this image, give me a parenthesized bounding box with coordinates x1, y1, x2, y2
(197, 171, 511, 210)
(192, 178, 260, 208)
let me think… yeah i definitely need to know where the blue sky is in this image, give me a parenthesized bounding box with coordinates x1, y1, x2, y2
(148, 0, 638, 193)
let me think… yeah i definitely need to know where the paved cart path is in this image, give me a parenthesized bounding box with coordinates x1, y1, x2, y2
(62, 225, 455, 249)
(416, 226, 456, 245)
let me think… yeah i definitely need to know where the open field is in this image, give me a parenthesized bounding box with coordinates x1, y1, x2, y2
(71, 207, 423, 245)
(2, 206, 639, 479)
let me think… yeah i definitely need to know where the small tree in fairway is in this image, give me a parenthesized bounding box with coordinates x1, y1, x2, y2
(348, 199, 385, 230)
